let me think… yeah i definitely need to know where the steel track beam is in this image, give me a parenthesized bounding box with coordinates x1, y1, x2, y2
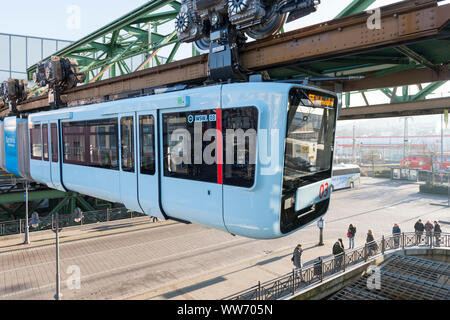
(7, 0, 450, 116)
(339, 96, 450, 120)
(0, 190, 73, 204)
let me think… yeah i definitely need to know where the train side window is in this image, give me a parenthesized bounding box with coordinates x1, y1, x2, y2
(139, 115, 155, 175)
(51, 124, 58, 163)
(163, 110, 217, 183)
(121, 117, 135, 173)
(42, 124, 49, 162)
(63, 119, 119, 170)
(30, 124, 42, 160)
(222, 107, 258, 188)
(63, 121, 86, 165)
(86, 119, 119, 170)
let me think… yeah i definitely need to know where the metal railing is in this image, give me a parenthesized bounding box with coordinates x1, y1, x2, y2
(224, 232, 450, 301)
(0, 207, 148, 237)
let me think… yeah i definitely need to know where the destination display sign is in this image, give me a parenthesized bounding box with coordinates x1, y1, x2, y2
(308, 94, 335, 107)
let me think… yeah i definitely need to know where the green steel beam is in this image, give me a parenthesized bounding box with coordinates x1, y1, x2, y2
(335, 0, 376, 19)
(0, 190, 72, 204)
(133, 11, 179, 24)
(395, 45, 440, 72)
(48, 197, 70, 217)
(26, 0, 183, 86)
(411, 82, 446, 101)
(74, 195, 95, 212)
(380, 88, 392, 99)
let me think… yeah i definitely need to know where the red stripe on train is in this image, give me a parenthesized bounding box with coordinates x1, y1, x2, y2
(217, 108, 223, 185)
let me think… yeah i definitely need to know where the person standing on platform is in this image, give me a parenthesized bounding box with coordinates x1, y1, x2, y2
(366, 230, 378, 256)
(393, 224, 401, 248)
(425, 221, 434, 246)
(347, 224, 357, 249)
(292, 244, 303, 270)
(434, 221, 442, 247)
(414, 219, 424, 245)
(292, 244, 304, 282)
(333, 239, 345, 269)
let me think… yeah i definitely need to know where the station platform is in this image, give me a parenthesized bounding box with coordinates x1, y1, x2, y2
(0, 177, 449, 300)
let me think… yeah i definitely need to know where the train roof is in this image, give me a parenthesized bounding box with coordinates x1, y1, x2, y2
(27, 82, 337, 123)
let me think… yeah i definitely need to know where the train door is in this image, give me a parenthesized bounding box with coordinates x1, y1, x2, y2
(159, 98, 225, 231)
(136, 111, 164, 219)
(119, 113, 143, 213)
(40, 123, 54, 188)
(49, 122, 64, 191)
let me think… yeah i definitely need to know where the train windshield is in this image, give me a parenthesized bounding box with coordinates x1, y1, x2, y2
(283, 88, 337, 191)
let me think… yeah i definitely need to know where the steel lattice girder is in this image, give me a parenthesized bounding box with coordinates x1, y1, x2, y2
(340, 96, 450, 120)
(26, 0, 181, 83)
(7, 0, 450, 119)
(335, 0, 377, 18)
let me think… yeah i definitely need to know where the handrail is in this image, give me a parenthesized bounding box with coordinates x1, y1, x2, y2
(0, 207, 149, 237)
(223, 232, 450, 300)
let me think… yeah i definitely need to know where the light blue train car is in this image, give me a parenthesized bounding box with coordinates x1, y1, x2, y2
(1, 82, 338, 239)
(1, 117, 32, 180)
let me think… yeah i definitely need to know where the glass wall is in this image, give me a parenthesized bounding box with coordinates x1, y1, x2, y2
(0, 33, 72, 83)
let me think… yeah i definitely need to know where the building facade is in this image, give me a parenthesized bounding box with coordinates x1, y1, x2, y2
(0, 33, 72, 83)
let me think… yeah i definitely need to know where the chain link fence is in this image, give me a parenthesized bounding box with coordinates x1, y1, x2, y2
(0, 207, 147, 237)
(224, 232, 450, 300)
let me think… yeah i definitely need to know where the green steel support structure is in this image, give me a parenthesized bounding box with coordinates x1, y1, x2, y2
(336, 1, 448, 111)
(27, 0, 182, 92)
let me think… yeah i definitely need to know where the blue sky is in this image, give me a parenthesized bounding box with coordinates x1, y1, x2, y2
(0, 0, 411, 41)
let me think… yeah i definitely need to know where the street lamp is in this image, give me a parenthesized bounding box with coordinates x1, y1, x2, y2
(73, 207, 83, 224)
(30, 212, 41, 229)
(318, 218, 325, 246)
(30, 210, 81, 300)
(53, 212, 64, 301)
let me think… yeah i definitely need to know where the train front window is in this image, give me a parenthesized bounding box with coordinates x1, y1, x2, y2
(283, 88, 336, 190)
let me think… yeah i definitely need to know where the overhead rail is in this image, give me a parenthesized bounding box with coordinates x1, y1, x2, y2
(1, 0, 449, 117)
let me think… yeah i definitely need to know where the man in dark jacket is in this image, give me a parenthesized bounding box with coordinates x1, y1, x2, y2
(293, 244, 303, 269)
(434, 221, 442, 247)
(292, 244, 304, 281)
(366, 230, 377, 256)
(333, 240, 345, 270)
(392, 224, 401, 248)
(414, 219, 425, 244)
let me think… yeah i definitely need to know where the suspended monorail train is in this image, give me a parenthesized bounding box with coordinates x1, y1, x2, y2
(0, 82, 338, 239)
